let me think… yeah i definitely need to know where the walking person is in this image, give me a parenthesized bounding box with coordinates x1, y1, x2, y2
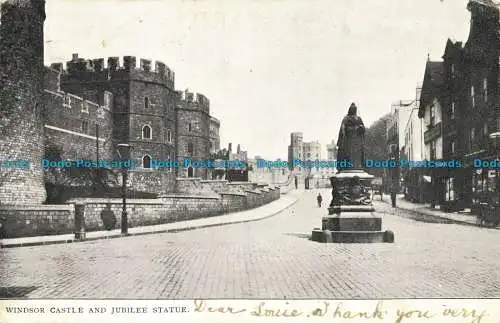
(317, 193, 323, 207)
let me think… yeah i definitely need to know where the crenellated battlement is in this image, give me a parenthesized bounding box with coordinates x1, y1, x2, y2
(49, 54, 176, 89)
(177, 89, 210, 113)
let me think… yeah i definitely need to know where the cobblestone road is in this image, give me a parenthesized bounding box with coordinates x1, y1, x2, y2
(1, 189, 500, 299)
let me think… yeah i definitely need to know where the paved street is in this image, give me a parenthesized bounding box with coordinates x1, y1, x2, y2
(1, 188, 500, 299)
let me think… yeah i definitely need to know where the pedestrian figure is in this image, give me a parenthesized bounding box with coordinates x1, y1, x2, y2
(317, 193, 323, 207)
(391, 192, 396, 207)
(294, 177, 298, 189)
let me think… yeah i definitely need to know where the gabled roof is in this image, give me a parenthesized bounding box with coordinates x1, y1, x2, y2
(442, 38, 463, 59)
(418, 60, 444, 118)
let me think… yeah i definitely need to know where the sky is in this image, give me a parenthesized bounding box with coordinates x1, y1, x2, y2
(42, 0, 471, 160)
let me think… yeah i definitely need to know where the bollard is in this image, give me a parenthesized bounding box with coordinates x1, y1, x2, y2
(74, 203, 86, 241)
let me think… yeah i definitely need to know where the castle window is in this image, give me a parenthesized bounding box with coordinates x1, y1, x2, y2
(142, 125, 152, 139)
(167, 130, 172, 143)
(63, 94, 71, 108)
(451, 140, 455, 154)
(144, 97, 149, 109)
(471, 127, 475, 141)
(483, 123, 488, 136)
(104, 91, 112, 109)
(450, 101, 455, 119)
(483, 78, 488, 102)
(471, 85, 475, 108)
(451, 64, 455, 78)
(142, 155, 151, 168)
(81, 120, 89, 134)
(188, 123, 192, 132)
(187, 142, 194, 155)
(81, 101, 89, 114)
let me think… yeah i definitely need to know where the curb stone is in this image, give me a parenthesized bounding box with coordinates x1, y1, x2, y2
(0, 192, 304, 249)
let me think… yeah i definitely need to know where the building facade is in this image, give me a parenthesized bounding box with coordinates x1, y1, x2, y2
(401, 99, 425, 202)
(417, 0, 500, 211)
(303, 140, 322, 175)
(326, 140, 337, 160)
(176, 90, 211, 179)
(209, 117, 221, 154)
(0, 1, 223, 203)
(287, 132, 304, 170)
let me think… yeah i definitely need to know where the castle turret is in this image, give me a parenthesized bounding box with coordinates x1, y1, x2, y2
(0, 0, 47, 204)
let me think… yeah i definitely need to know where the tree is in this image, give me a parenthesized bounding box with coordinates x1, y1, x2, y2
(44, 143, 119, 203)
(364, 113, 391, 178)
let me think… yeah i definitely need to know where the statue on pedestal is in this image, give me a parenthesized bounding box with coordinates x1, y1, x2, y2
(312, 103, 395, 244)
(336, 103, 365, 171)
(330, 103, 371, 207)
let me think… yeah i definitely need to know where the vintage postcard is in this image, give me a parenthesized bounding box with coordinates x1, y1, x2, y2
(1, 0, 500, 322)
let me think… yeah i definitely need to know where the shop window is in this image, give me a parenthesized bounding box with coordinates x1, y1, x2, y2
(445, 177, 454, 201)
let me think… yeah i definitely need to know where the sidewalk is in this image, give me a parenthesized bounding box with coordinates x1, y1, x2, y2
(380, 194, 498, 229)
(0, 189, 304, 248)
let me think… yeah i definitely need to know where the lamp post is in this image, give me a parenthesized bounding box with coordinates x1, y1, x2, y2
(117, 143, 132, 235)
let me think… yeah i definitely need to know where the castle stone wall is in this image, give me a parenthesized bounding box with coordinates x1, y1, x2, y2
(0, 0, 47, 205)
(0, 184, 280, 238)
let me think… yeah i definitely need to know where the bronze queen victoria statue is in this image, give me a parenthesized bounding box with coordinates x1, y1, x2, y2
(330, 103, 371, 207)
(311, 102, 395, 243)
(336, 103, 365, 171)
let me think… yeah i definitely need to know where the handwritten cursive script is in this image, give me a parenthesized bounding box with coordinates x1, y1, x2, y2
(250, 302, 302, 317)
(194, 300, 246, 314)
(192, 299, 492, 323)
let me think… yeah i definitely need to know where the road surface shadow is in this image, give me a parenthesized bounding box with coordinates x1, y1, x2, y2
(284, 232, 312, 240)
(0, 286, 38, 298)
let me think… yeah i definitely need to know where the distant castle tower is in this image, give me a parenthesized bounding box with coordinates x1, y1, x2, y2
(0, 0, 47, 204)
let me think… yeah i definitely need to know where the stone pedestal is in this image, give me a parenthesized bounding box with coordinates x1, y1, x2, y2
(311, 169, 394, 243)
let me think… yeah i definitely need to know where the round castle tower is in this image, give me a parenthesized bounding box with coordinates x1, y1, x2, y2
(0, 0, 47, 204)
(176, 90, 211, 179)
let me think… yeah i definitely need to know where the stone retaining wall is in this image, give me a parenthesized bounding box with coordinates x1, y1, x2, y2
(0, 181, 280, 238)
(0, 205, 74, 238)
